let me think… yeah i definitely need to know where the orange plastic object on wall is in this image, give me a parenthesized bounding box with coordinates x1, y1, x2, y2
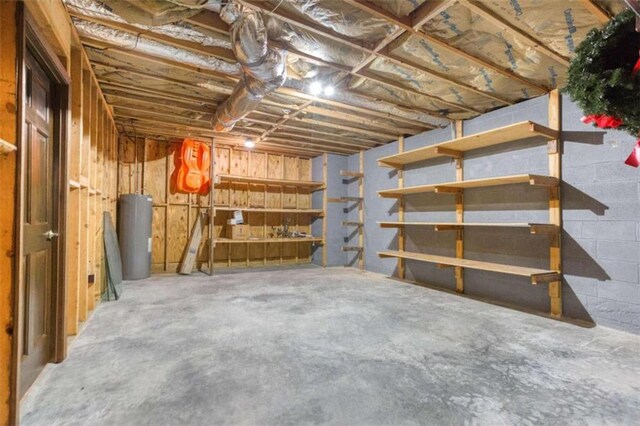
(176, 139, 211, 193)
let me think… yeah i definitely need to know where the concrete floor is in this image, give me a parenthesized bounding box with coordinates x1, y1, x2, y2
(22, 266, 640, 425)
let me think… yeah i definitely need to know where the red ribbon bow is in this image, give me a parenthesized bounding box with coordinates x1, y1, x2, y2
(624, 140, 640, 168)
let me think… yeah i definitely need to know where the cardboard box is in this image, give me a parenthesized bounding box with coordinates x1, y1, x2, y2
(226, 224, 248, 240)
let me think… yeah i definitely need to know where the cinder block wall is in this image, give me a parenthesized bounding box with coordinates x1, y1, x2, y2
(312, 154, 347, 266)
(318, 94, 640, 334)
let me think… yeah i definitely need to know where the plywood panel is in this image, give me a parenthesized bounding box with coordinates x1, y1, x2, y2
(266, 187, 281, 208)
(167, 206, 189, 265)
(284, 156, 298, 180)
(152, 207, 166, 267)
(267, 154, 283, 179)
(298, 189, 310, 209)
(215, 147, 230, 175)
(250, 152, 266, 178)
(230, 149, 248, 176)
(249, 184, 265, 207)
(145, 139, 167, 203)
(299, 158, 311, 181)
(283, 187, 297, 209)
(230, 183, 248, 207)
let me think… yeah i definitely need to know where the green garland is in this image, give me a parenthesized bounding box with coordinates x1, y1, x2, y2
(564, 9, 640, 136)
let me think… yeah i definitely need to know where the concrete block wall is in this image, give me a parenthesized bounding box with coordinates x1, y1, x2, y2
(344, 153, 363, 267)
(315, 94, 640, 334)
(312, 154, 348, 266)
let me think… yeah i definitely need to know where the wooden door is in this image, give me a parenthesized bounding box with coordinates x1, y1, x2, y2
(20, 48, 56, 397)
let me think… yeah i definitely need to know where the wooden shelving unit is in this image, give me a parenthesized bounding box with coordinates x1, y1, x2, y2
(209, 148, 325, 270)
(216, 174, 324, 190)
(378, 173, 558, 198)
(215, 206, 324, 215)
(214, 237, 323, 244)
(378, 121, 558, 168)
(377, 93, 563, 318)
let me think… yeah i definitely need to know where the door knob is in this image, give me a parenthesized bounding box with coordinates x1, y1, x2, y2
(44, 230, 59, 241)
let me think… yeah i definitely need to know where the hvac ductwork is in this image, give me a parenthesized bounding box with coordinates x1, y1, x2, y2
(212, 2, 286, 133)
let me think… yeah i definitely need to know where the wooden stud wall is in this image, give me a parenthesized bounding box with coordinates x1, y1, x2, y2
(117, 141, 319, 272)
(64, 47, 118, 337)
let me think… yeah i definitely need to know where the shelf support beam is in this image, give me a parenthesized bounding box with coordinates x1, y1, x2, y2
(434, 186, 463, 194)
(454, 120, 464, 294)
(398, 135, 405, 280)
(434, 224, 462, 231)
(548, 89, 562, 318)
(358, 151, 365, 270)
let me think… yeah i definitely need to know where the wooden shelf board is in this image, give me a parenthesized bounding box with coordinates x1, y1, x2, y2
(0, 138, 17, 155)
(378, 121, 558, 168)
(214, 237, 323, 244)
(216, 174, 324, 189)
(378, 250, 560, 284)
(378, 174, 558, 198)
(342, 221, 364, 227)
(328, 196, 363, 203)
(79, 175, 90, 188)
(340, 170, 364, 178)
(215, 206, 324, 215)
(378, 222, 559, 234)
(68, 179, 81, 190)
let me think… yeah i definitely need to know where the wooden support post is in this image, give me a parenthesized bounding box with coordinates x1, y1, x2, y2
(548, 89, 562, 317)
(208, 138, 215, 274)
(397, 135, 405, 279)
(454, 120, 464, 294)
(65, 47, 83, 336)
(358, 150, 364, 270)
(322, 153, 327, 267)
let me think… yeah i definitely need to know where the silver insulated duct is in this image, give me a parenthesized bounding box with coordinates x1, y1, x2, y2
(212, 2, 286, 133)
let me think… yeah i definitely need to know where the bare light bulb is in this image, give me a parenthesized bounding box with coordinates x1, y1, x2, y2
(244, 139, 255, 148)
(323, 85, 334, 96)
(309, 81, 322, 96)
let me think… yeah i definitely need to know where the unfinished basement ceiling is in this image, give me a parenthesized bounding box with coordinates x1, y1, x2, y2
(64, 0, 628, 155)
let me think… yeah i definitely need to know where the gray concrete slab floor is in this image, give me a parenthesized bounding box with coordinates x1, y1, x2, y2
(21, 266, 640, 425)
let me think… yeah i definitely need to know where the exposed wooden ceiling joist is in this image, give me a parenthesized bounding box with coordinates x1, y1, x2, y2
(113, 109, 367, 151)
(116, 118, 360, 155)
(336, 1, 549, 94)
(235, 1, 506, 110)
(72, 10, 460, 119)
(78, 33, 437, 131)
(579, 0, 613, 23)
(457, 0, 570, 67)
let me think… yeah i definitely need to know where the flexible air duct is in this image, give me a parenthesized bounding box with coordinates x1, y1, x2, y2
(212, 2, 287, 133)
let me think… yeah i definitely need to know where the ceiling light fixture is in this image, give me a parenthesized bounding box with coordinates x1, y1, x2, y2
(323, 85, 334, 96)
(309, 81, 322, 96)
(244, 138, 255, 148)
